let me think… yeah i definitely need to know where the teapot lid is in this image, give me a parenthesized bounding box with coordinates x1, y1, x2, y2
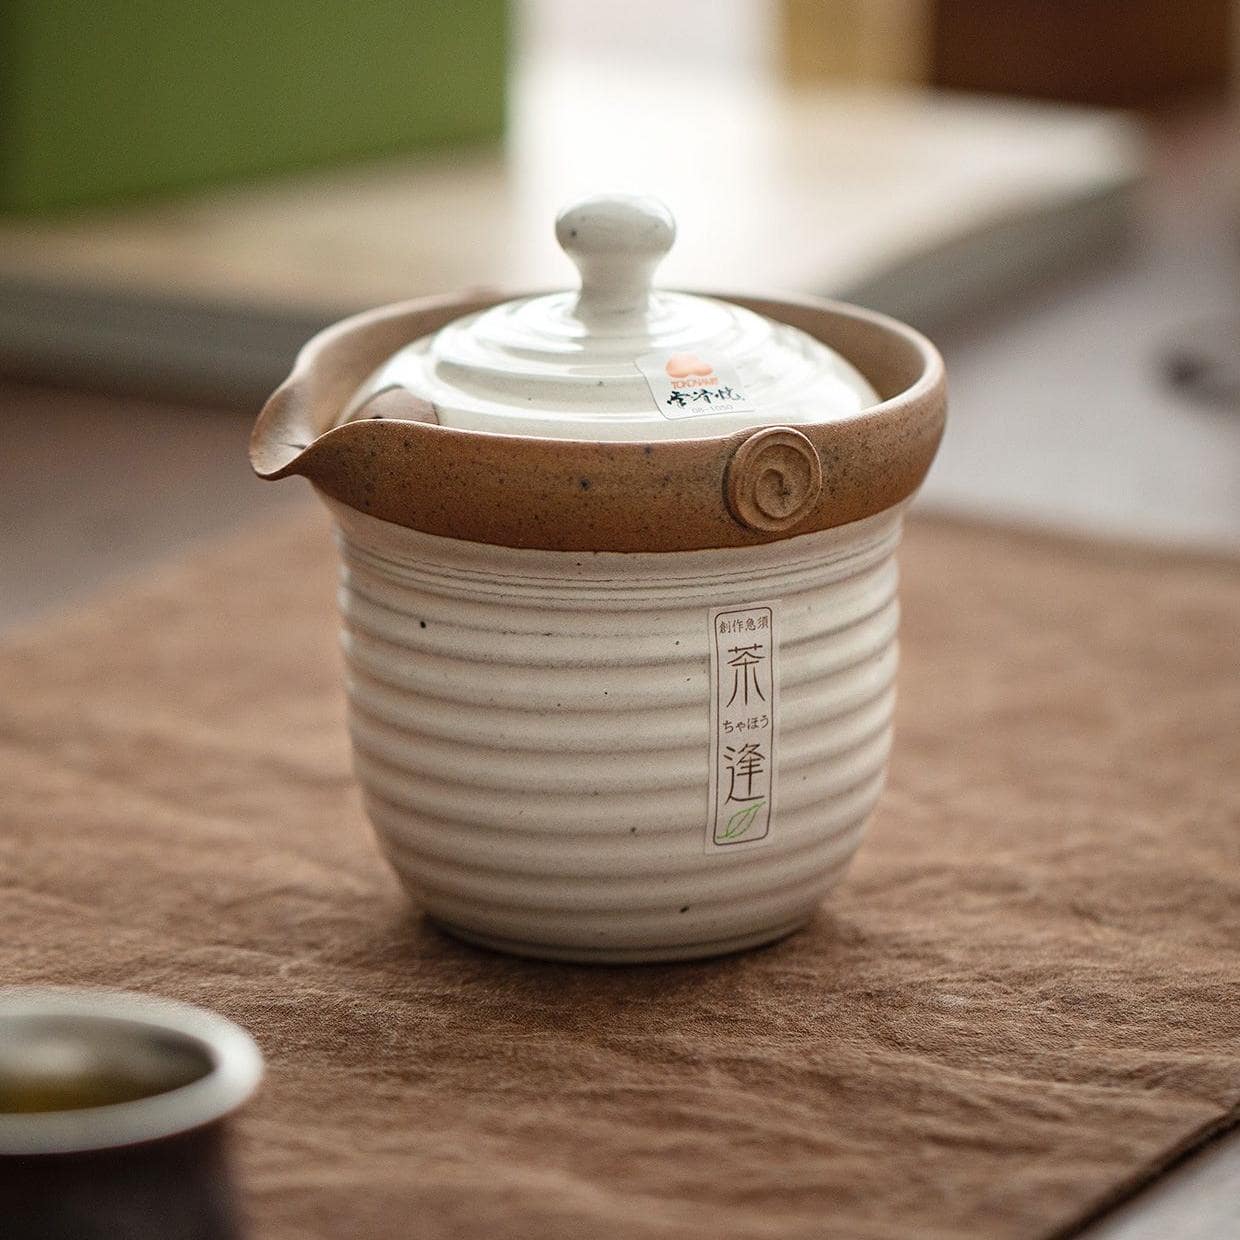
(340, 194, 877, 441)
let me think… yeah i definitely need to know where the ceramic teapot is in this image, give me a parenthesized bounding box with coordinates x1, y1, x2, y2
(251, 194, 946, 962)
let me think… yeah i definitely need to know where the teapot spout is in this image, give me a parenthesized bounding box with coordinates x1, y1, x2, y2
(248, 381, 317, 481)
(250, 293, 503, 482)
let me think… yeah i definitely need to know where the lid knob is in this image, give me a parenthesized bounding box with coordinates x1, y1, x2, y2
(555, 194, 676, 321)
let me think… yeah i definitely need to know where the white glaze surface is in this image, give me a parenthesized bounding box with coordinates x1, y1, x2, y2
(341, 194, 878, 439)
(328, 497, 904, 961)
(0, 990, 263, 1155)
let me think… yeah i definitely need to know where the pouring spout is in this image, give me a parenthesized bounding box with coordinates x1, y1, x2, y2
(250, 293, 505, 481)
(249, 382, 314, 480)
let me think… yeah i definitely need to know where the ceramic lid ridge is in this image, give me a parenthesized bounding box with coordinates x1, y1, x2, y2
(342, 193, 878, 441)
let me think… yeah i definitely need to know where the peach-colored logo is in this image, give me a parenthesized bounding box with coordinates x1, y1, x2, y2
(665, 353, 718, 388)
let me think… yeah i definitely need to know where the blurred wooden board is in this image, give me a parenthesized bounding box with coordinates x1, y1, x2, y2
(0, 55, 1143, 401)
(931, 0, 1233, 107)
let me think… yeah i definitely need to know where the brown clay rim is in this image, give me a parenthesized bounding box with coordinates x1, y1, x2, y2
(250, 290, 946, 553)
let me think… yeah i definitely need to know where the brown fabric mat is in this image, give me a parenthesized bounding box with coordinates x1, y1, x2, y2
(2, 513, 1238, 1240)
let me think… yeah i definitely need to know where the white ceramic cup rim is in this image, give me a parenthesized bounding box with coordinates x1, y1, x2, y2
(0, 988, 263, 1156)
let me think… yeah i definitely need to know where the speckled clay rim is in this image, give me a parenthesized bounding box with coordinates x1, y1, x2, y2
(251, 290, 946, 553)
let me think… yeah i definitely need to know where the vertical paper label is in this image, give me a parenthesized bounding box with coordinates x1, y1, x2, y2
(707, 602, 780, 851)
(637, 350, 755, 419)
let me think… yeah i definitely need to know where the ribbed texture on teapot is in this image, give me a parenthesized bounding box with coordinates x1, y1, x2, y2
(344, 289, 874, 436)
(330, 500, 903, 961)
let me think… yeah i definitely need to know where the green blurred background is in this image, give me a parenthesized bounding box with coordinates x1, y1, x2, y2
(0, 0, 509, 211)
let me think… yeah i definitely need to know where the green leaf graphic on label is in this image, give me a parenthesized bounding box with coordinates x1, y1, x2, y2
(720, 801, 765, 841)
